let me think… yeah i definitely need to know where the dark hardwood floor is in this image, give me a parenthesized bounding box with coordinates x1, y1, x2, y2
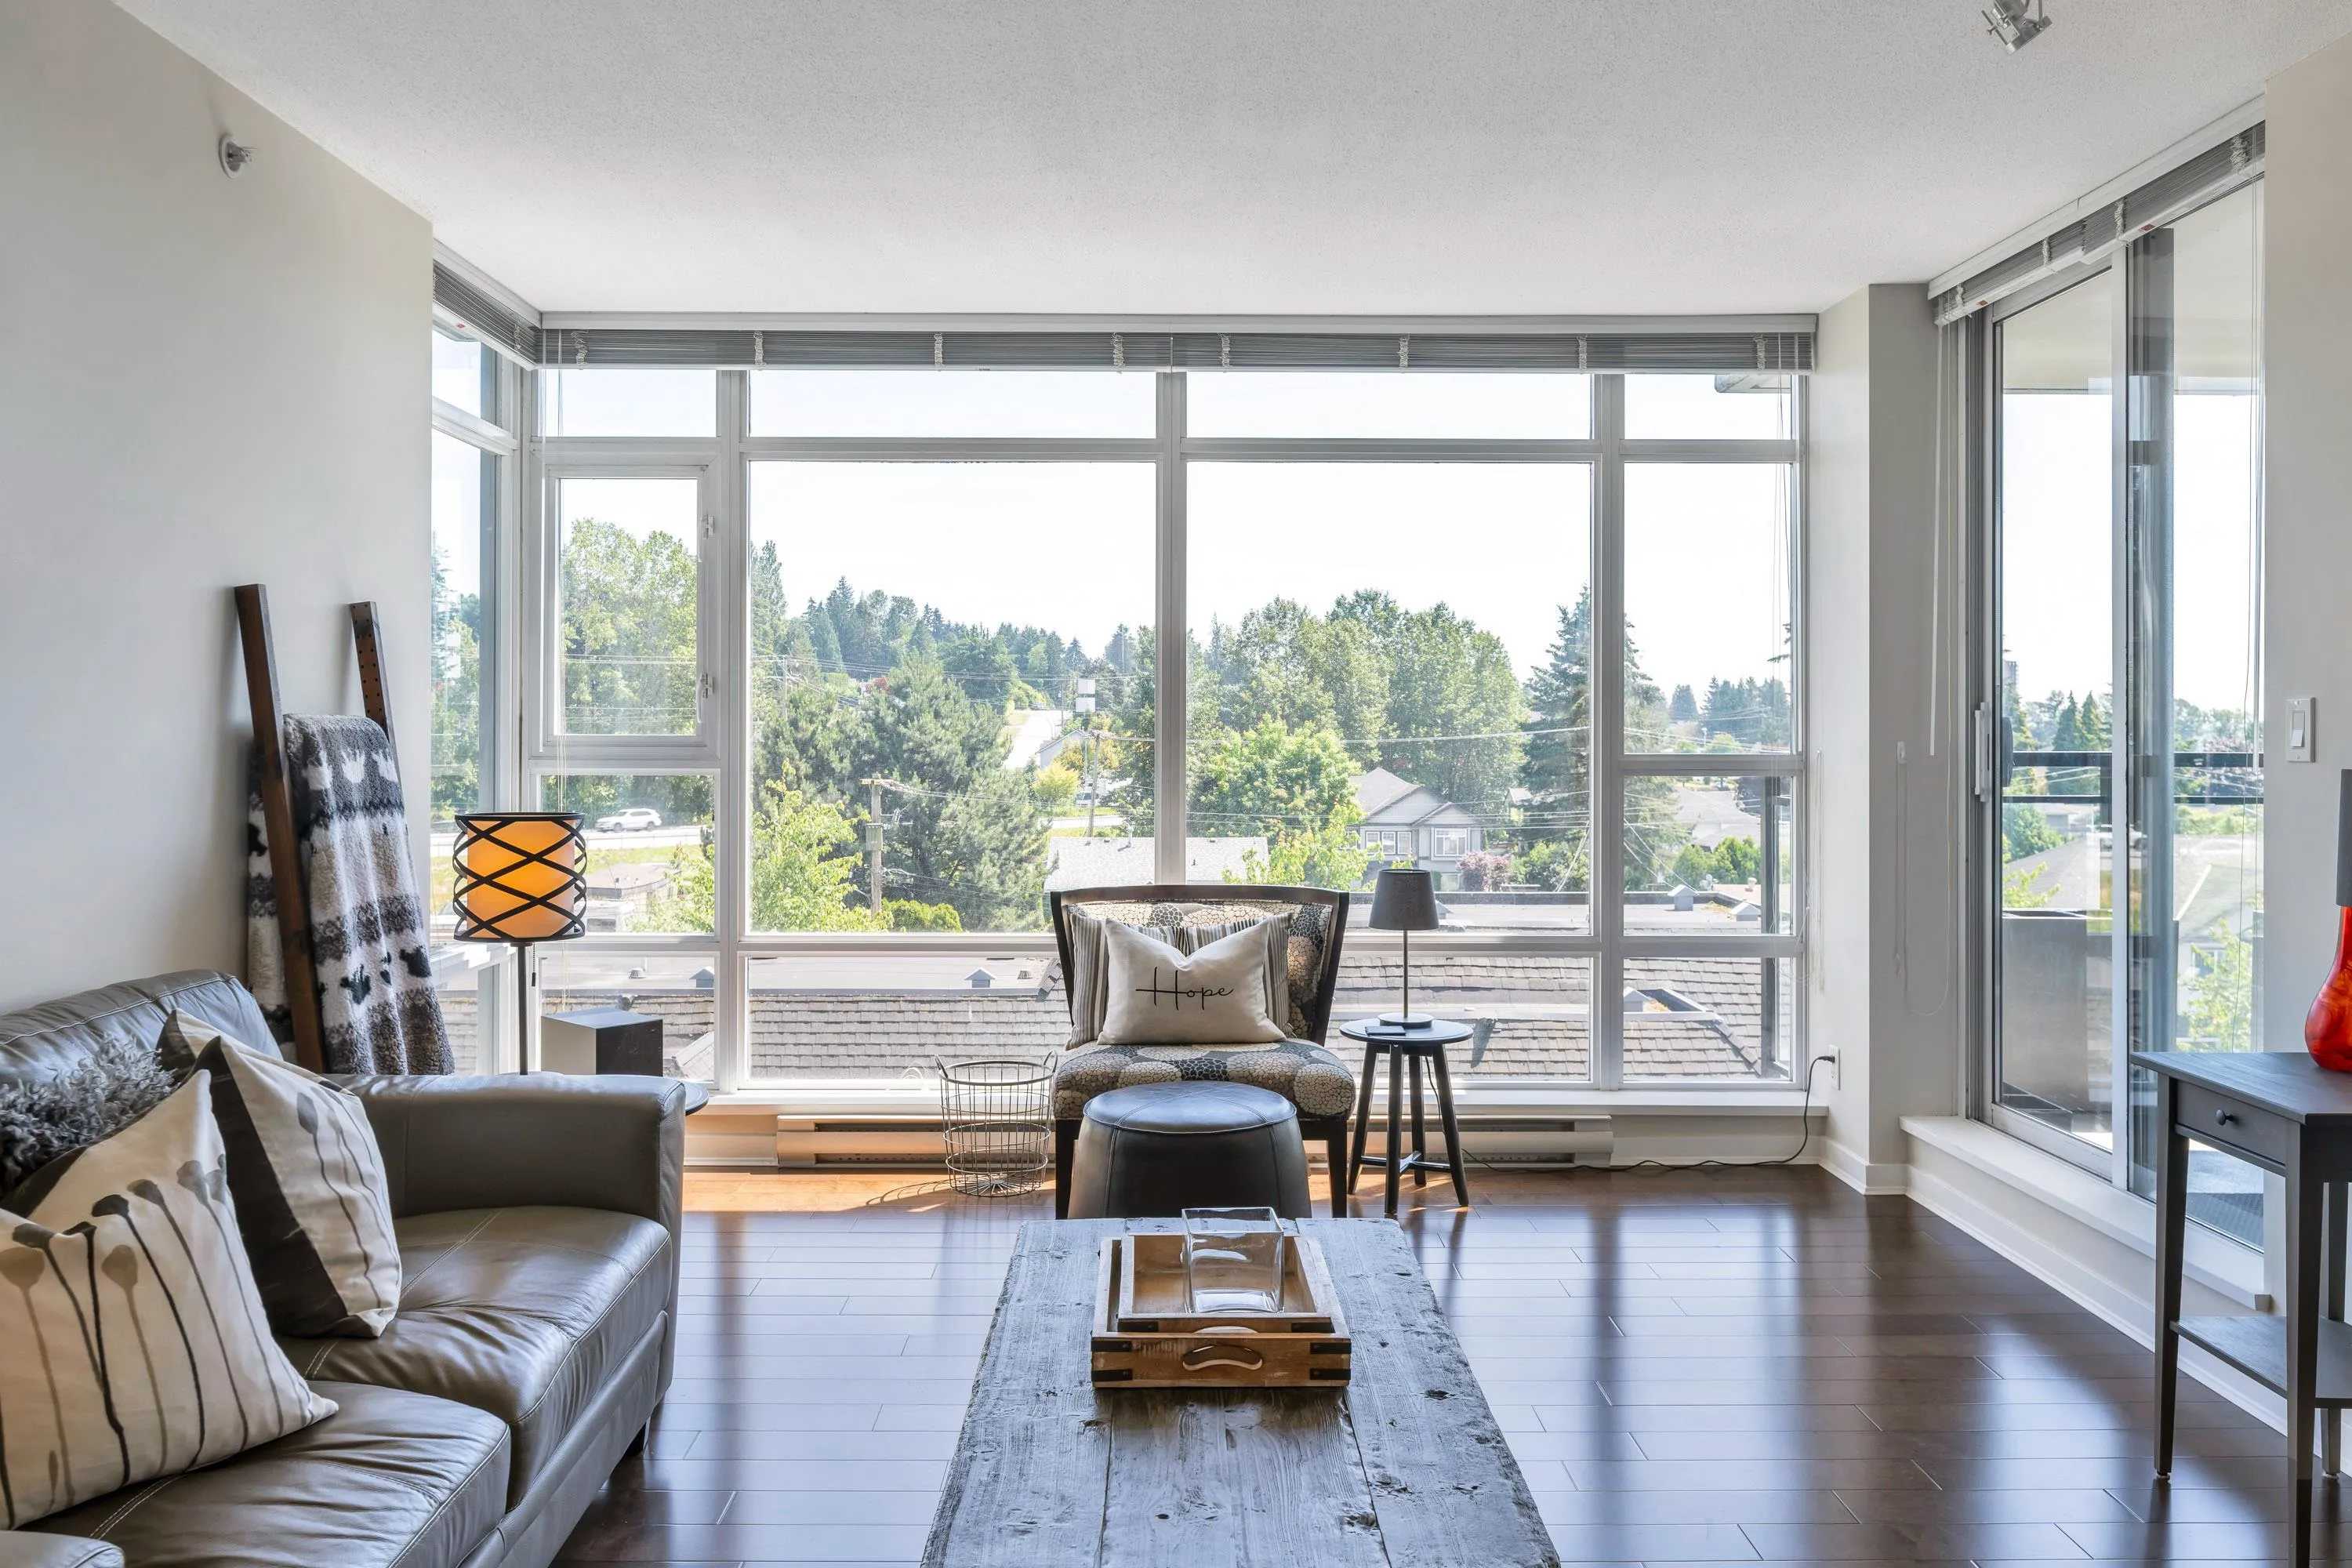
(557, 1164, 2334, 1566)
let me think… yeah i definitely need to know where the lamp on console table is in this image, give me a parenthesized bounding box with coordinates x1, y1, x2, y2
(1369, 866, 1441, 1029)
(452, 811, 586, 1073)
(2309, 770, 2352, 1071)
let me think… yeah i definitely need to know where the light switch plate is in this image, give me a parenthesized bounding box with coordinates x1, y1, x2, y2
(2288, 696, 2315, 762)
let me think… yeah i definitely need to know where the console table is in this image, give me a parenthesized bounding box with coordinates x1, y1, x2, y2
(2136, 1049, 2352, 1568)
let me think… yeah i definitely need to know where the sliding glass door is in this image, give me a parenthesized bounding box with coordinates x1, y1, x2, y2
(1982, 183, 2264, 1241)
(1990, 268, 2118, 1160)
(2120, 184, 2267, 1229)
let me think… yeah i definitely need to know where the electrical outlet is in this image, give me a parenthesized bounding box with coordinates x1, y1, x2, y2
(1811, 1050, 1840, 1091)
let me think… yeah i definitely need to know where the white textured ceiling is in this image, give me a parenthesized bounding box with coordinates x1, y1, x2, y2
(114, 0, 2352, 316)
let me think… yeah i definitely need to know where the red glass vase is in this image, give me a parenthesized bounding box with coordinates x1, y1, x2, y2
(2307, 908, 2352, 1071)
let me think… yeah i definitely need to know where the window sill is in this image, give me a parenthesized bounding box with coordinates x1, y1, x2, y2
(702, 1081, 1822, 1118)
(1901, 1115, 2268, 1311)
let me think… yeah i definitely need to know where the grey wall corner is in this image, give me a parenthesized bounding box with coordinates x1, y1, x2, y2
(1809, 283, 1965, 1185)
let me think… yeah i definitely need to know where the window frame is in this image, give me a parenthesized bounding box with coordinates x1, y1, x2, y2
(1969, 179, 2268, 1233)
(1976, 256, 2124, 1179)
(516, 362, 1809, 1096)
(428, 325, 528, 1072)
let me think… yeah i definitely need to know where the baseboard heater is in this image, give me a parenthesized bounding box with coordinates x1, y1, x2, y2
(740, 1116, 1615, 1171)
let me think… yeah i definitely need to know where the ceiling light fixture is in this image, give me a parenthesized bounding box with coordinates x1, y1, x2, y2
(1983, 0, 2052, 52)
(219, 135, 255, 177)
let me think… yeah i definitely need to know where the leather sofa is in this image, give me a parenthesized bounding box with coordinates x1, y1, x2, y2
(0, 971, 688, 1568)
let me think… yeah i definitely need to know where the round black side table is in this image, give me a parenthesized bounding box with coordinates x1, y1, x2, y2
(1339, 1018, 1474, 1218)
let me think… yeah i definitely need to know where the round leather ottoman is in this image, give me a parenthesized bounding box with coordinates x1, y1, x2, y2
(1065, 1081, 1312, 1220)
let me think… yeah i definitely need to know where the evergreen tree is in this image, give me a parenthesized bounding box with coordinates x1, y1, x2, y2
(2052, 694, 2083, 751)
(2076, 691, 2109, 749)
(428, 544, 482, 818)
(849, 652, 1047, 931)
(1668, 684, 1698, 724)
(942, 630, 1018, 704)
(1520, 593, 1592, 815)
(1518, 590, 1680, 889)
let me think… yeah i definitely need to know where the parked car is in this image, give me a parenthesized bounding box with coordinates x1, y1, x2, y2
(597, 807, 663, 832)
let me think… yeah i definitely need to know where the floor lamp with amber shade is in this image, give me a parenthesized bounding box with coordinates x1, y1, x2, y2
(452, 811, 586, 1073)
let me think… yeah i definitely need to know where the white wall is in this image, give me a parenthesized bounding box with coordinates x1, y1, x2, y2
(2261, 30, 2352, 1058)
(0, 0, 430, 1014)
(1809, 283, 1964, 1188)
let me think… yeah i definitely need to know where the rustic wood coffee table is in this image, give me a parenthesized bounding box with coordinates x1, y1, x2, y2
(922, 1218, 1558, 1567)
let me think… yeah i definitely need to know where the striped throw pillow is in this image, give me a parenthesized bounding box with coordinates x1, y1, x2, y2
(0, 1073, 335, 1527)
(159, 1013, 400, 1338)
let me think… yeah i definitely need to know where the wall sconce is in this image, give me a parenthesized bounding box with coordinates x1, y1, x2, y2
(219, 135, 256, 178)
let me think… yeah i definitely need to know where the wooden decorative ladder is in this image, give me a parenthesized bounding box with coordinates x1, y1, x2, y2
(233, 583, 397, 1074)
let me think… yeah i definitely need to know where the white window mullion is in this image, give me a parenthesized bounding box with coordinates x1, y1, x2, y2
(485, 356, 532, 1073)
(1155, 371, 1188, 882)
(714, 370, 750, 1094)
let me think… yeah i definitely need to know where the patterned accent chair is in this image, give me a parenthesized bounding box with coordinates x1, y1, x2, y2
(1047, 883, 1354, 1218)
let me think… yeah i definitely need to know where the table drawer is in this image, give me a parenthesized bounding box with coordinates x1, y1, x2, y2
(2176, 1083, 2291, 1168)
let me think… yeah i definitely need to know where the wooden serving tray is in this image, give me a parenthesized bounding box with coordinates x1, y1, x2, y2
(1091, 1232, 1352, 1389)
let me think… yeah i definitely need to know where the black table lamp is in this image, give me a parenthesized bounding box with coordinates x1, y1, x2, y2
(1369, 867, 1440, 1028)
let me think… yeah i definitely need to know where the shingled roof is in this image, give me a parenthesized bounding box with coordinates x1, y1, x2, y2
(446, 951, 1785, 1083)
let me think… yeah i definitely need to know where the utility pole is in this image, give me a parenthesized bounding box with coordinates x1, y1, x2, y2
(1076, 679, 1098, 838)
(864, 777, 885, 915)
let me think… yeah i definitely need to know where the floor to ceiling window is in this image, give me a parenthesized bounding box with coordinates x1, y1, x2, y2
(426, 326, 520, 1071)
(514, 348, 1808, 1094)
(1982, 180, 2264, 1243)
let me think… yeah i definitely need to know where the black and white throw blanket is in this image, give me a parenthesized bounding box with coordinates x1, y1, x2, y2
(246, 714, 452, 1075)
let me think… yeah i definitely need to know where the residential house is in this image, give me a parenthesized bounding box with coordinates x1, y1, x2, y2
(1354, 768, 1484, 886)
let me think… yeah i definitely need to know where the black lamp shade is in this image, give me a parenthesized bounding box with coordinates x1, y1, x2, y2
(1368, 868, 1440, 931)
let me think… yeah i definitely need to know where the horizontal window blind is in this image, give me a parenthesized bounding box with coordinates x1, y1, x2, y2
(432, 263, 543, 365)
(531, 327, 1813, 374)
(1933, 124, 2263, 325)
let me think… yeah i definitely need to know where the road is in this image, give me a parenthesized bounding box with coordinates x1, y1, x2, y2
(430, 824, 706, 859)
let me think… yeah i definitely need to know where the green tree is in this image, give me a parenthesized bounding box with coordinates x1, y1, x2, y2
(429, 543, 482, 819)
(1214, 600, 1390, 767)
(1700, 677, 1790, 747)
(1518, 588, 1682, 888)
(850, 653, 1049, 930)
(1713, 837, 1760, 884)
(1233, 822, 1374, 890)
(2004, 862, 2059, 909)
(646, 785, 886, 935)
(1517, 837, 1587, 892)
(1105, 626, 1162, 837)
(559, 517, 698, 735)
(2076, 691, 2110, 750)
(2004, 802, 2061, 861)
(942, 630, 1019, 704)
(1668, 684, 1698, 724)
(1192, 721, 1371, 889)
(886, 899, 964, 931)
(1669, 842, 1719, 889)
(1332, 591, 1526, 814)
(1191, 722, 1362, 844)
(1520, 594, 1592, 815)
(2186, 919, 2256, 1051)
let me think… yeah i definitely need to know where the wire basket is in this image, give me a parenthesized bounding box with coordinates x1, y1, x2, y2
(935, 1054, 1059, 1198)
